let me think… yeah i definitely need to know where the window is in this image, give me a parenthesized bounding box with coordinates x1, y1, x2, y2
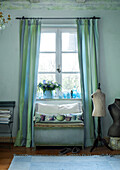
(37, 26, 81, 99)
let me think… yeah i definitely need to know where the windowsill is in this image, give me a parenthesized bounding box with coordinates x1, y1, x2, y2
(36, 98, 81, 101)
(36, 98, 82, 105)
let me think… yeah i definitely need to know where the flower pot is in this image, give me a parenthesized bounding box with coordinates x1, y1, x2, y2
(43, 90, 53, 99)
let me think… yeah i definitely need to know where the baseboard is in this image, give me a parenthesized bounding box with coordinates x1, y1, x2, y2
(0, 136, 16, 143)
(0, 136, 109, 144)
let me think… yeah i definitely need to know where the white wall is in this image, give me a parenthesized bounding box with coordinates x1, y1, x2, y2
(0, 9, 120, 137)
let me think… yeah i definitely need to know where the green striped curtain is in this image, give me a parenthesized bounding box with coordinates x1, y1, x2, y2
(15, 19, 41, 147)
(77, 19, 99, 147)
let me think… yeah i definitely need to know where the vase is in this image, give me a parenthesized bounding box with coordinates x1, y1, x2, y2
(43, 90, 53, 99)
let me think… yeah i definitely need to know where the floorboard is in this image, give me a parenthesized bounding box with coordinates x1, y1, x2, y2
(0, 143, 120, 170)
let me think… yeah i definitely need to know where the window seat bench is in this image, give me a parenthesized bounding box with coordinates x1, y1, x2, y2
(34, 101, 84, 149)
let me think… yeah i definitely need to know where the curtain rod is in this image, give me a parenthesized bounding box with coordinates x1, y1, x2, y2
(16, 16, 100, 20)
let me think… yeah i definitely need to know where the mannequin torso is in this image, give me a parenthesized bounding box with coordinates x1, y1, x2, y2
(92, 89, 106, 117)
(108, 99, 120, 137)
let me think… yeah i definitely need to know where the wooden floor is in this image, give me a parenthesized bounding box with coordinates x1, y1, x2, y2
(0, 143, 120, 170)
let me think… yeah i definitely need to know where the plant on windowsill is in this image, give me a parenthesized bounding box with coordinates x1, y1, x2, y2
(37, 80, 61, 99)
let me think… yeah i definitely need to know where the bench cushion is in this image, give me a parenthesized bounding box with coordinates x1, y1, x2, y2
(36, 102, 82, 115)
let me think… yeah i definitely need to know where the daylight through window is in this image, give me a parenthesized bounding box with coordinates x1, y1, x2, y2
(37, 27, 81, 99)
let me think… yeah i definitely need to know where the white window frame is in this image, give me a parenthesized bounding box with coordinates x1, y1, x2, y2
(38, 25, 80, 97)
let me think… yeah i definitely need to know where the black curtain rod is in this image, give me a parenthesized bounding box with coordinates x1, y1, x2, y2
(16, 16, 100, 20)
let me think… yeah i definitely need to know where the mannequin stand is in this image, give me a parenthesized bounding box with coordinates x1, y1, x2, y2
(90, 117, 113, 152)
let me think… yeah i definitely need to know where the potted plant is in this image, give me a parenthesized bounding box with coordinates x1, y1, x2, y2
(37, 80, 61, 99)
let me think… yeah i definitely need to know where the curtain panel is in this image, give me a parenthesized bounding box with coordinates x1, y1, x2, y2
(15, 19, 41, 147)
(77, 19, 99, 147)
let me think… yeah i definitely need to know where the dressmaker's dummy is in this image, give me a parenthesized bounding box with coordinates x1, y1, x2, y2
(90, 87, 113, 152)
(92, 89, 106, 117)
(108, 99, 120, 137)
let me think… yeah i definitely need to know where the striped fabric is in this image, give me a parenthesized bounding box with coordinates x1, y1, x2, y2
(77, 19, 99, 147)
(15, 20, 41, 147)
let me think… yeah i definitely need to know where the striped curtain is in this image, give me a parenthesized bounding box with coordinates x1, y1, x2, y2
(15, 19, 41, 147)
(77, 19, 99, 147)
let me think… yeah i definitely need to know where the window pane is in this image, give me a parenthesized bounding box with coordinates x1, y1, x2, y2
(62, 33, 78, 52)
(40, 33, 56, 52)
(37, 74, 56, 85)
(62, 74, 81, 93)
(38, 53, 56, 72)
(62, 53, 79, 72)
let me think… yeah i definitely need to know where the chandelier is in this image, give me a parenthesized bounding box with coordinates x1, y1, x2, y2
(0, 12, 11, 30)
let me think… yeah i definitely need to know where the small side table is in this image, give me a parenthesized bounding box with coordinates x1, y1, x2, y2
(0, 101, 15, 147)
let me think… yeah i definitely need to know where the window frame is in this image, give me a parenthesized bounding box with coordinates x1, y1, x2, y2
(38, 25, 80, 98)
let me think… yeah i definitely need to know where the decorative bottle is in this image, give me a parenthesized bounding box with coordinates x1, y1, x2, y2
(73, 86, 77, 99)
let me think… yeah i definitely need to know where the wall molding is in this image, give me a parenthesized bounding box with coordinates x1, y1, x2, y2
(0, 0, 120, 10)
